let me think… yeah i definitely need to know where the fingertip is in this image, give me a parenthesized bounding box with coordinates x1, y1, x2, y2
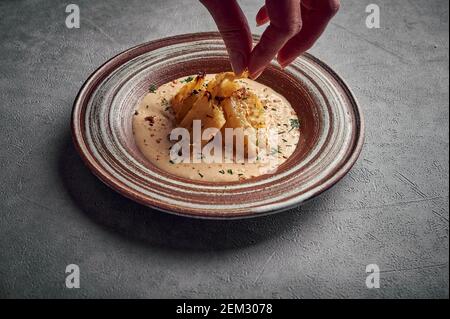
(277, 57, 294, 69)
(277, 42, 309, 68)
(277, 52, 294, 69)
(256, 18, 269, 27)
(229, 51, 247, 76)
(248, 60, 263, 80)
(249, 68, 264, 80)
(255, 5, 269, 26)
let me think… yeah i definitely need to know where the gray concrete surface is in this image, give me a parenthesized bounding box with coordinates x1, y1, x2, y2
(0, 0, 448, 298)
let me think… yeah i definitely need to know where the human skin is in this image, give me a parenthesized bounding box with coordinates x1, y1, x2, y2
(200, 0, 340, 79)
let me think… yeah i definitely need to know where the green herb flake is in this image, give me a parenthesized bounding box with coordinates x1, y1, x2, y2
(169, 160, 175, 164)
(149, 84, 157, 93)
(289, 118, 300, 131)
(271, 146, 283, 155)
(181, 76, 194, 83)
(227, 169, 233, 175)
(198, 172, 204, 178)
(219, 170, 225, 174)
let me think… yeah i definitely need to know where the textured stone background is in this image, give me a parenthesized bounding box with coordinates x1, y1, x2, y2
(0, 0, 448, 298)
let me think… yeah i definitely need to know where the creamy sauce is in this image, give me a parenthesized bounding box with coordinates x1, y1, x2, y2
(132, 74, 300, 182)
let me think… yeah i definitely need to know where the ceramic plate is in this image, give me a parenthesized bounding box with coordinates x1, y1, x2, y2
(71, 32, 364, 219)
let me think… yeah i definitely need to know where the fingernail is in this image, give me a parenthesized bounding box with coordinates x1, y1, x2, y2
(278, 56, 295, 69)
(250, 69, 264, 80)
(229, 51, 246, 76)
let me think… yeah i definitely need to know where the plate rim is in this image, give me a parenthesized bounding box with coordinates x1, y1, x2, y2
(71, 32, 365, 219)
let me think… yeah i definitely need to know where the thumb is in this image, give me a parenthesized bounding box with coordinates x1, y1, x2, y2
(200, 0, 252, 75)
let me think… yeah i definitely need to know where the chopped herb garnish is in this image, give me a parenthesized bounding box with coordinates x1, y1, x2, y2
(181, 76, 194, 83)
(289, 118, 300, 131)
(169, 160, 175, 164)
(227, 169, 233, 175)
(271, 146, 282, 155)
(149, 84, 157, 93)
(161, 97, 169, 107)
(219, 170, 225, 174)
(198, 172, 204, 178)
(282, 138, 288, 143)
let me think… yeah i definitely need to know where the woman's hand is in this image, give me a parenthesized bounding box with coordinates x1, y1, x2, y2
(200, 0, 340, 79)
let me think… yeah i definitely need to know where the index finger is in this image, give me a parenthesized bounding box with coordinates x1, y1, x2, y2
(200, 0, 253, 75)
(248, 0, 302, 78)
(277, 0, 340, 67)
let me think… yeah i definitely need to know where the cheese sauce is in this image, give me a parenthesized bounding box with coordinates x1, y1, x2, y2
(132, 74, 300, 182)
